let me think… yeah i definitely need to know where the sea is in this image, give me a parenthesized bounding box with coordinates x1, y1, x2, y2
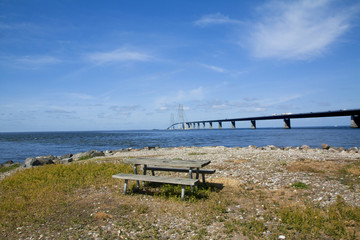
(0, 127, 359, 164)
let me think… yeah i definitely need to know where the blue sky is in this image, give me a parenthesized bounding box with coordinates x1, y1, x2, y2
(1, 0, 360, 131)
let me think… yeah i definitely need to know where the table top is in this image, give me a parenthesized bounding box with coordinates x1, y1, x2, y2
(123, 158, 211, 168)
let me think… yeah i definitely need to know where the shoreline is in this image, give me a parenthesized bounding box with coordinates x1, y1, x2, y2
(1, 144, 359, 207)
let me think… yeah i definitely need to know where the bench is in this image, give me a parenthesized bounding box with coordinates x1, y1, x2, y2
(144, 166, 216, 183)
(112, 173, 198, 200)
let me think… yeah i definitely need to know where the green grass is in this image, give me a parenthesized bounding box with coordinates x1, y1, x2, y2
(0, 162, 133, 230)
(276, 196, 360, 239)
(0, 163, 21, 173)
(291, 182, 310, 189)
(188, 152, 207, 156)
(77, 155, 94, 161)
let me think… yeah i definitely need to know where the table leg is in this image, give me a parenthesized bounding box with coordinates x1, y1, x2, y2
(181, 185, 185, 200)
(142, 164, 147, 186)
(134, 165, 140, 189)
(195, 168, 199, 179)
(124, 179, 128, 194)
(189, 169, 193, 192)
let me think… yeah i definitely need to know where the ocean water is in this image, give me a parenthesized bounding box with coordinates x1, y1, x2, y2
(0, 127, 359, 164)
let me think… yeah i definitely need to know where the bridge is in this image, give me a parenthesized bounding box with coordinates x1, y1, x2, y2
(167, 109, 360, 130)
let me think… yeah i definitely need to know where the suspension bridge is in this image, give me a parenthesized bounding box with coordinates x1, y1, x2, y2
(167, 108, 360, 130)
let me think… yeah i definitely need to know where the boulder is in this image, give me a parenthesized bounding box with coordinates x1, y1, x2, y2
(347, 147, 358, 153)
(321, 143, 330, 150)
(1, 160, 15, 167)
(58, 158, 73, 164)
(265, 145, 279, 150)
(24, 155, 56, 168)
(73, 150, 105, 160)
(301, 145, 311, 150)
(60, 153, 73, 159)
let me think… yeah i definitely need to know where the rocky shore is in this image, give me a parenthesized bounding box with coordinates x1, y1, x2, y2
(2, 144, 359, 207)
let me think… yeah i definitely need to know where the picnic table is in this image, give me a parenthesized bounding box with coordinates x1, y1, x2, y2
(112, 158, 214, 200)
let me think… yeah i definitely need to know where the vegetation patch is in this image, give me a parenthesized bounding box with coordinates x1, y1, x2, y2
(0, 163, 21, 173)
(188, 152, 207, 156)
(291, 182, 310, 189)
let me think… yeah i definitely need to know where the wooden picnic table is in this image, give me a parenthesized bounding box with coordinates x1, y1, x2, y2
(123, 158, 211, 186)
(114, 158, 213, 200)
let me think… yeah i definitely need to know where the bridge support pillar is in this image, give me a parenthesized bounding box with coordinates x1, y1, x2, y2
(202, 122, 205, 129)
(197, 123, 200, 129)
(351, 115, 360, 128)
(251, 120, 256, 129)
(209, 122, 213, 129)
(231, 121, 236, 129)
(283, 118, 291, 129)
(192, 123, 195, 129)
(218, 122, 222, 129)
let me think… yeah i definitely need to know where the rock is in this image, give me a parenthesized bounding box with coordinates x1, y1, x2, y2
(347, 147, 358, 153)
(60, 153, 73, 159)
(73, 150, 105, 160)
(301, 145, 311, 150)
(265, 145, 279, 150)
(24, 155, 56, 168)
(58, 158, 73, 164)
(1, 160, 15, 167)
(321, 143, 330, 150)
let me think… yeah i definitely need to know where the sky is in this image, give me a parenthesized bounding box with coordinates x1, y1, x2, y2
(1, 0, 360, 132)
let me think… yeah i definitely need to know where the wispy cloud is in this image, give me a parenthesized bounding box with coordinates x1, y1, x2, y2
(109, 104, 142, 116)
(194, 13, 244, 26)
(249, 0, 357, 60)
(2, 55, 62, 69)
(88, 48, 151, 64)
(200, 63, 225, 73)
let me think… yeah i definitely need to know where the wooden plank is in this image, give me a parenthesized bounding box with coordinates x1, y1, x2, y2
(123, 158, 211, 168)
(146, 167, 215, 174)
(112, 173, 198, 186)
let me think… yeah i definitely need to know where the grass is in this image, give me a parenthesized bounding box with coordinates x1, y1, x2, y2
(188, 152, 207, 156)
(291, 182, 310, 189)
(1, 159, 360, 239)
(0, 163, 21, 173)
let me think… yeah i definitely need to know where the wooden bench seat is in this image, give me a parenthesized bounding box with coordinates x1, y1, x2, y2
(112, 173, 198, 200)
(145, 166, 216, 183)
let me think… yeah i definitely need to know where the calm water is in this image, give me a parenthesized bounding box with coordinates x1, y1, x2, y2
(0, 127, 359, 164)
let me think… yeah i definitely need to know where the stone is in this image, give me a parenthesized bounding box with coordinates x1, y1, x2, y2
(60, 153, 73, 159)
(347, 147, 358, 153)
(73, 150, 105, 160)
(59, 158, 73, 164)
(301, 145, 311, 150)
(265, 145, 279, 150)
(1, 160, 15, 167)
(24, 155, 56, 168)
(321, 143, 330, 150)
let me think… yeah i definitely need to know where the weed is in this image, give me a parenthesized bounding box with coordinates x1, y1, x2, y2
(77, 155, 93, 161)
(0, 163, 21, 173)
(188, 152, 207, 156)
(291, 182, 309, 189)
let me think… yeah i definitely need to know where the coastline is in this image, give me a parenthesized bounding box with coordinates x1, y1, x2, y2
(2, 144, 359, 207)
(1, 144, 360, 239)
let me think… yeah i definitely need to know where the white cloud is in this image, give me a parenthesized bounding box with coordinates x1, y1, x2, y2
(249, 0, 356, 60)
(200, 64, 225, 73)
(194, 13, 244, 26)
(88, 48, 151, 64)
(110, 104, 142, 116)
(14, 55, 61, 68)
